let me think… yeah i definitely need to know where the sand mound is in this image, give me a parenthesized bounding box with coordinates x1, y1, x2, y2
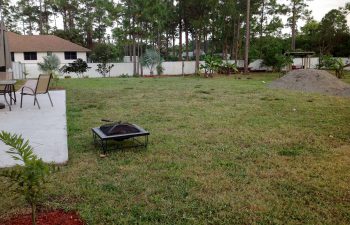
(269, 69, 350, 97)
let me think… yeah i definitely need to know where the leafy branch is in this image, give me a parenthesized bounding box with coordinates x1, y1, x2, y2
(0, 131, 56, 225)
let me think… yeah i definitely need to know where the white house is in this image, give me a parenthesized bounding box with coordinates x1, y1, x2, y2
(7, 32, 90, 64)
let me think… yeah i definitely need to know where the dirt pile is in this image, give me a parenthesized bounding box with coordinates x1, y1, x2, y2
(269, 69, 350, 97)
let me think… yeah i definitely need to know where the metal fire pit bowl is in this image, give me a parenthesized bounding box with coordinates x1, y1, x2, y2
(92, 122, 150, 153)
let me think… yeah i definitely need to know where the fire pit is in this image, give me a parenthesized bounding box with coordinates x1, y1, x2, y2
(92, 121, 150, 153)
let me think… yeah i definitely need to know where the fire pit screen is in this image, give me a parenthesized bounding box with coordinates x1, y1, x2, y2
(92, 120, 150, 153)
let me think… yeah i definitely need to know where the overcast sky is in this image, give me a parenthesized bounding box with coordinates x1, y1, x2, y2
(279, 0, 349, 24)
(303, 0, 349, 21)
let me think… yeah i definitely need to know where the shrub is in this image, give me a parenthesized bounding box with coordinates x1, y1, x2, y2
(0, 131, 56, 225)
(156, 64, 164, 76)
(91, 43, 119, 77)
(119, 74, 131, 78)
(261, 40, 292, 72)
(319, 55, 345, 78)
(37, 54, 61, 86)
(140, 49, 163, 76)
(200, 55, 223, 77)
(60, 58, 90, 78)
(218, 62, 238, 75)
(96, 63, 114, 78)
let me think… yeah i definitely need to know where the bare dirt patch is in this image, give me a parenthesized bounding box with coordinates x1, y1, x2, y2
(269, 69, 350, 96)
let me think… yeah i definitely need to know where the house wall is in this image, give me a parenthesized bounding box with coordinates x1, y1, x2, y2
(13, 52, 87, 64)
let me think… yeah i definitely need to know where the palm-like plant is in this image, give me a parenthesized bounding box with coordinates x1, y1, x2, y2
(140, 49, 163, 76)
(320, 56, 346, 78)
(37, 54, 61, 75)
(38, 54, 61, 86)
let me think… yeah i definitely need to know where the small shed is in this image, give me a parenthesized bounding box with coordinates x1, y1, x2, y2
(285, 51, 315, 71)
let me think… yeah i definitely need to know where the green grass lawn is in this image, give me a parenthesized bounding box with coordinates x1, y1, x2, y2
(1, 73, 350, 224)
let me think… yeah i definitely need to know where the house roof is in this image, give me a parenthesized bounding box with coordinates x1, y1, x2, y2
(7, 32, 90, 53)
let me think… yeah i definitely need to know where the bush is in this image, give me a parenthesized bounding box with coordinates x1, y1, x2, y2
(200, 56, 238, 77)
(0, 131, 56, 225)
(119, 74, 131, 78)
(319, 55, 345, 78)
(261, 40, 292, 72)
(91, 43, 119, 77)
(37, 54, 61, 86)
(164, 55, 179, 62)
(96, 63, 114, 78)
(60, 59, 90, 78)
(156, 64, 164, 76)
(218, 62, 238, 75)
(141, 49, 163, 76)
(200, 55, 222, 77)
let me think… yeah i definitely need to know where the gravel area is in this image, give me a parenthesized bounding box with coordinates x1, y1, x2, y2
(269, 69, 350, 97)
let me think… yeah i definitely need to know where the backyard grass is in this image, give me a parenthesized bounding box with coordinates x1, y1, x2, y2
(1, 73, 350, 224)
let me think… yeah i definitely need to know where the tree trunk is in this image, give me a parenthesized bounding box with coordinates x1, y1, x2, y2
(259, 0, 265, 58)
(172, 34, 175, 57)
(232, 37, 235, 61)
(157, 27, 161, 51)
(291, 2, 296, 50)
(67, 9, 74, 29)
(38, 0, 43, 34)
(129, 34, 132, 62)
(44, 2, 49, 34)
(31, 203, 37, 225)
(140, 43, 144, 76)
(62, 9, 67, 31)
(133, 35, 137, 76)
(165, 32, 169, 59)
(244, 0, 251, 74)
(223, 38, 228, 61)
(86, 27, 93, 49)
(137, 39, 140, 74)
(235, 18, 241, 65)
(195, 31, 201, 74)
(179, 20, 183, 60)
(204, 32, 208, 55)
(97, 17, 102, 43)
(185, 27, 189, 61)
(232, 19, 236, 61)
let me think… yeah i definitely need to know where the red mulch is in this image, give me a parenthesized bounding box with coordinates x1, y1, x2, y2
(3, 210, 85, 225)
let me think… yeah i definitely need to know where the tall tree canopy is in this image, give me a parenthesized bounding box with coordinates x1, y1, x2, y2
(0, 0, 349, 75)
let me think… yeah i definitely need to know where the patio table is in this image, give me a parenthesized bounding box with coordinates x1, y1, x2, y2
(0, 80, 17, 111)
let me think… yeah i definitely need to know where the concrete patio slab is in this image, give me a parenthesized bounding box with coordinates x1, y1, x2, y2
(0, 90, 68, 168)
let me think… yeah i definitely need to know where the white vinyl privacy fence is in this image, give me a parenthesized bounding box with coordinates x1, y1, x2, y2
(12, 61, 231, 79)
(11, 58, 350, 79)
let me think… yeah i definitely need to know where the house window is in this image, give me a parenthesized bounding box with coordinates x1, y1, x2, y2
(64, 52, 77, 60)
(24, 52, 37, 60)
(11, 52, 14, 62)
(47, 52, 52, 56)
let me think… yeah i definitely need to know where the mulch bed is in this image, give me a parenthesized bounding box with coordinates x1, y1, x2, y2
(3, 210, 85, 225)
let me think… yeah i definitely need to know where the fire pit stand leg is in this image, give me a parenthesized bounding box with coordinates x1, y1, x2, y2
(102, 140, 107, 154)
(145, 135, 149, 148)
(92, 132, 97, 145)
(92, 131, 108, 154)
